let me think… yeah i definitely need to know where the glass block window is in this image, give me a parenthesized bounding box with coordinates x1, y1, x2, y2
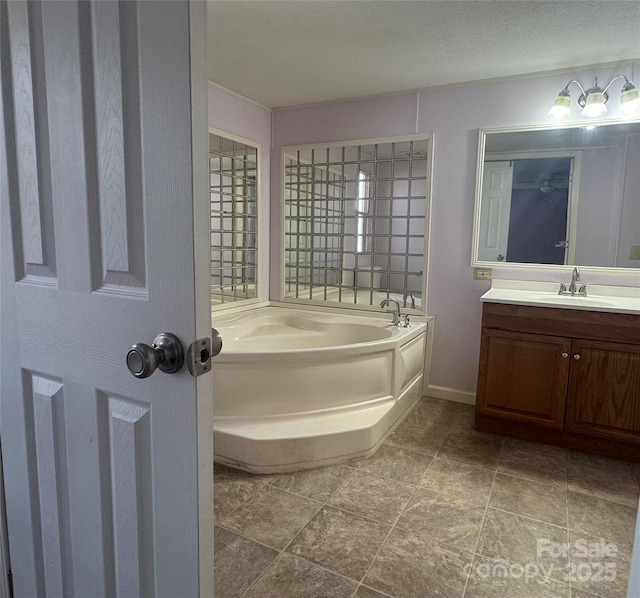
(283, 137, 431, 310)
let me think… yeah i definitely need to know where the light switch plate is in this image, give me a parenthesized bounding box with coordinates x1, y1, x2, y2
(629, 245, 640, 260)
(474, 268, 493, 280)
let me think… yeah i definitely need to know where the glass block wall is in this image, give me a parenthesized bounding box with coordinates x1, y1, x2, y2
(283, 138, 430, 309)
(209, 133, 258, 304)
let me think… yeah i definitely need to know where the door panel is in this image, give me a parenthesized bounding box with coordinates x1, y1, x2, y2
(30, 373, 70, 598)
(476, 329, 571, 428)
(478, 161, 513, 262)
(1, 1, 211, 596)
(5, 0, 57, 282)
(566, 340, 640, 443)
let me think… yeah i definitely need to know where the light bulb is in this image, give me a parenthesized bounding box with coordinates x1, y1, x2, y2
(581, 91, 607, 117)
(548, 89, 570, 118)
(620, 83, 640, 116)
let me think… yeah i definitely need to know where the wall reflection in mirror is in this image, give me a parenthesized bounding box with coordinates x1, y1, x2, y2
(474, 121, 640, 269)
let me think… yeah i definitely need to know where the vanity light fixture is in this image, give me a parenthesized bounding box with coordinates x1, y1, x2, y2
(548, 75, 640, 119)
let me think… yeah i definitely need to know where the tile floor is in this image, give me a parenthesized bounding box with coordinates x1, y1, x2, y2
(213, 397, 639, 598)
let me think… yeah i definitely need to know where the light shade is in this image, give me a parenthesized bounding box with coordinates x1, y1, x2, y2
(581, 90, 607, 117)
(549, 75, 640, 119)
(548, 89, 571, 119)
(620, 82, 640, 116)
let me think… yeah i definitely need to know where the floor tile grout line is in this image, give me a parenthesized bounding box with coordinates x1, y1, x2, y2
(331, 466, 422, 495)
(277, 498, 326, 555)
(385, 438, 439, 459)
(566, 485, 640, 508)
(236, 546, 282, 598)
(310, 501, 397, 531)
(215, 522, 287, 553)
(486, 506, 570, 532)
(494, 467, 569, 490)
(566, 454, 574, 597)
(272, 464, 398, 581)
(461, 552, 483, 598)
(233, 464, 376, 598)
(266, 464, 360, 503)
(235, 508, 328, 598)
(353, 582, 396, 598)
(462, 468, 498, 597)
(355, 452, 446, 593)
(216, 482, 326, 533)
(356, 508, 400, 587)
(214, 478, 268, 526)
(219, 464, 415, 596)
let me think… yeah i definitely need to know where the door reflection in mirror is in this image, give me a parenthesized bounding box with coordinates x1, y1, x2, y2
(480, 157, 573, 265)
(474, 122, 640, 269)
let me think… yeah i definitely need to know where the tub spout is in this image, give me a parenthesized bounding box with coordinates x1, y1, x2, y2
(379, 298, 401, 325)
(402, 292, 415, 309)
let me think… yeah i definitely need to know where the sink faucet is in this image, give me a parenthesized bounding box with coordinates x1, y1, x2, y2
(402, 292, 416, 309)
(569, 267, 580, 294)
(379, 298, 401, 325)
(557, 267, 589, 296)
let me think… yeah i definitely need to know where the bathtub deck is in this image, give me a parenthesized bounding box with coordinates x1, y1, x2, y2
(214, 377, 423, 474)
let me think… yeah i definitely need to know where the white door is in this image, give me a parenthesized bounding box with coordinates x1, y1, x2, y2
(478, 160, 513, 262)
(0, 1, 213, 597)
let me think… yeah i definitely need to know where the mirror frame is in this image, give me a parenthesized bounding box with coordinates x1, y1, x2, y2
(471, 118, 640, 275)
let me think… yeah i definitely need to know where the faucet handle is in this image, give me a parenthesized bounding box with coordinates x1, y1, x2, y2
(402, 314, 411, 328)
(578, 283, 591, 296)
(551, 280, 568, 294)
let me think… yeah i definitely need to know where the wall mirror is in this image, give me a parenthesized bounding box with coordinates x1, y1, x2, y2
(472, 120, 640, 270)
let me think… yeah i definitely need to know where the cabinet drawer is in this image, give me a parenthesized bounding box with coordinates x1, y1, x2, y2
(482, 302, 640, 344)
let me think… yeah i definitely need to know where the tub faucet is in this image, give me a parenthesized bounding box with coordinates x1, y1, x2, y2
(379, 298, 401, 325)
(402, 292, 416, 309)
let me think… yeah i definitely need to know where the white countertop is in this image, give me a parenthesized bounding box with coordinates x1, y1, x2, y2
(481, 280, 640, 315)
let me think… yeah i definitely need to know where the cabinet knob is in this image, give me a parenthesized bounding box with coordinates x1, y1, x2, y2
(573, 354, 581, 360)
(561, 352, 569, 359)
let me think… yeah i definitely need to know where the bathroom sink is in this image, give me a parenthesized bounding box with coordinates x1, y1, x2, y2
(480, 281, 640, 315)
(533, 294, 618, 308)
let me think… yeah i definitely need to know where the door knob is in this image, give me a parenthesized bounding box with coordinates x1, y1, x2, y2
(126, 333, 185, 378)
(561, 352, 569, 359)
(573, 354, 581, 360)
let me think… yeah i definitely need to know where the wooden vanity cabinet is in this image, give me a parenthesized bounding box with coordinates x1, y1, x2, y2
(565, 339, 640, 443)
(476, 302, 640, 460)
(477, 329, 571, 429)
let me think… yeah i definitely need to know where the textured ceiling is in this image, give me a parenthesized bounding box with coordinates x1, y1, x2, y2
(207, 0, 640, 108)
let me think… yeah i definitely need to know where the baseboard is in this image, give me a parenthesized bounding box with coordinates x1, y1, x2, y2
(426, 384, 476, 405)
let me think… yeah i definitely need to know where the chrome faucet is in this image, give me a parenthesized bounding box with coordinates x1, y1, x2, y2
(380, 298, 411, 327)
(402, 292, 416, 309)
(557, 267, 589, 296)
(379, 298, 401, 326)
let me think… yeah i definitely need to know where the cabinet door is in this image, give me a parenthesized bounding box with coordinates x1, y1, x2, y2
(565, 340, 640, 443)
(476, 329, 571, 428)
